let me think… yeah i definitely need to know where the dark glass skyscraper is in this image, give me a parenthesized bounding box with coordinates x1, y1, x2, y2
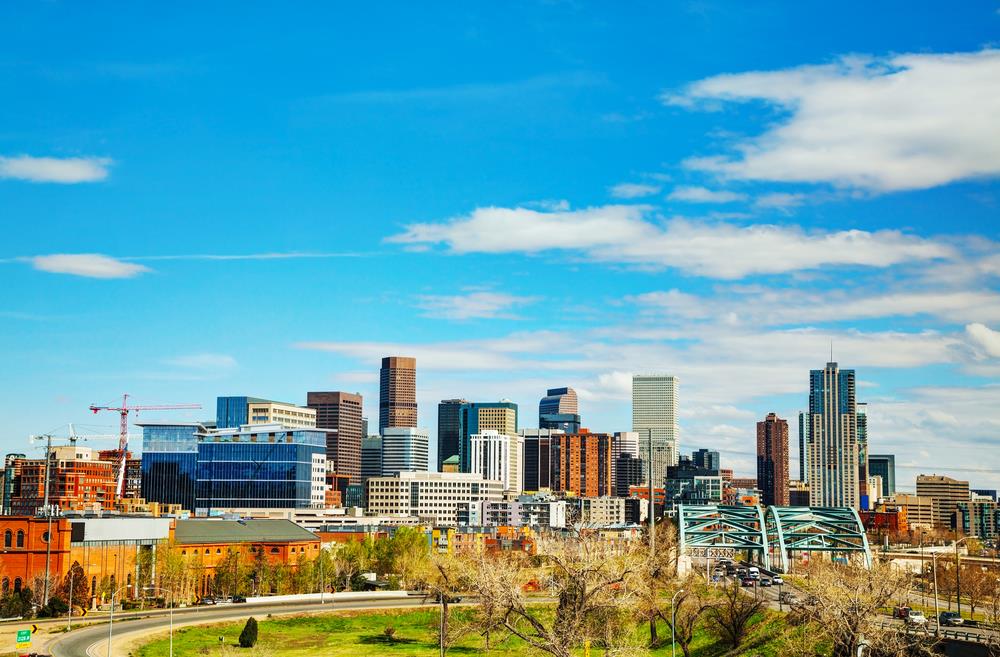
(868, 454, 896, 497)
(807, 362, 858, 507)
(437, 398, 468, 471)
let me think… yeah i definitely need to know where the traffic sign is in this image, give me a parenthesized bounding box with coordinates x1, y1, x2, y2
(30, 624, 38, 634)
(15, 629, 31, 650)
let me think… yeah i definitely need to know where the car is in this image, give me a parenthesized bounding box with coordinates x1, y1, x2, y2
(939, 611, 963, 626)
(232, 595, 247, 603)
(906, 610, 927, 626)
(771, 576, 783, 585)
(741, 577, 755, 587)
(761, 578, 773, 587)
(893, 606, 912, 619)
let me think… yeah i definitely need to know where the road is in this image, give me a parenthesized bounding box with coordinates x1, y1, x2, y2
(49, 595, 436, 657)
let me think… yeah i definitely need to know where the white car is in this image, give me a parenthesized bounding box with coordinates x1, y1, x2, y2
(771, 576, 783, 585)
(906, 610, 927, 625)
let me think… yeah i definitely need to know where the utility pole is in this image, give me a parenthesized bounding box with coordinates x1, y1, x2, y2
(42, 433, 53, 606)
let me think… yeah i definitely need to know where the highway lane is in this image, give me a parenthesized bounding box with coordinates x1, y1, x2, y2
(50, 596, 437, 657)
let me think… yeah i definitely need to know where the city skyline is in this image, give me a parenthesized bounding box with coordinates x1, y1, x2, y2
(1, 3, 998, 490)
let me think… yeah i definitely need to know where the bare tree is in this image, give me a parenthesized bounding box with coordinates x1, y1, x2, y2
(473, 537, 646, 657)
(707, 580, 764, 650)
(636, 521, 677, 648)
(657, 577, 711, 657)
(422, 552, 476, 656)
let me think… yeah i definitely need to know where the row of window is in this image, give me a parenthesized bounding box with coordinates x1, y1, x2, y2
(3, 529, 26, 548)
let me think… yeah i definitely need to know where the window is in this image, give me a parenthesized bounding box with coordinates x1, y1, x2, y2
(13, 578, 21, 592)
(216, 548, 221, 554)
(270, 547, 279, 554)
(3, 530, 10, 548)
(1, 578, 8, 593)
(42, 531, 49, 543)
(16, 530, 24, 548)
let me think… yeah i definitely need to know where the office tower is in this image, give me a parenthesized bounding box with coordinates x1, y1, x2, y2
(615, 453, 645, 497)
(972, 489, 998, 501)
(892, 493, 935, 529)
(366, 472, 503, 526)
(632, 374, 679, 485)
(550, 430, 613, 497)
(789, 480, 810, 506)
(955, 498, 999, 539)
(539, 387, 581, 434)
(307, 391, 363, 485)
(195, 424, 326, 513)
(360, 435, 382, 484)
(362, 417, 368, 437)
(216, 396, 316, 429)
(806, 362, 859, 507)
(868, 455, 896, 497)
(379, 356, 417, 433)
(613, 431, 640, 459)
(469, 430, 524, 493)
(665, 452, 723, 506)
(457, 401, 518, 472)
(140, 422, 204, 512)
(797, 411, 809, 483)
(437, 399, 468, 471)
(857, 402, 869, 504)
(756, 413, 790, 507)
(692, 448, 720, 471)
(916, 474, 970, 528)
(520, 428, 562, 492)
(380, 427, 430, 476)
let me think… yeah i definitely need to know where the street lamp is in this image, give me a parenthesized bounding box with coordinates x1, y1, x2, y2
(670, 588, 685, 657)
(929, 552, 941, 638)
(107, 584, 132, 657)
(144, 586, 175, 657)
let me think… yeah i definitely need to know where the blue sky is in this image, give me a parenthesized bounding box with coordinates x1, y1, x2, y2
(2, 2, 999, 491)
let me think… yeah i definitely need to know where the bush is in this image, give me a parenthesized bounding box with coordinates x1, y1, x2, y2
(382, 625, 397, 642)
(239, 616, 258, 648)
(37, 596, 68, 618)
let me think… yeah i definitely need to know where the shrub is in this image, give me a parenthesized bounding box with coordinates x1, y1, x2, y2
(239, 617, 258, 648)
(382, 625, 397, 642)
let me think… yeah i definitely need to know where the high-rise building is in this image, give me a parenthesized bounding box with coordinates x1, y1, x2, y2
(797, 411, 810, 483)
(520, 428, 562, 492)
(789, 480, 810, 506)
(665, 452, 723, 506)
(955, 498, 999, 539)
(551, 430, 613, 498)
(216, 396, 316, 429)
(868, 455, 896, 497)
(380, 427, 430, 476)
(756, 413, 789, 507)
(437, 399, 468, 471)
(379, 356, 417, 433)
(806, 362, 859, 507)
(360, 435, 382, 484)
(857, 402, 869, 505)
(307, 391, 363, 485)
(539, 387, 580, 434)
(469, 430, 523, 493)
(140, 422, 204, 512)
(692, 449, 720, 471)
(891, 493, 934, 529)
(613, 431, 640, 459)
(457, 401, 518, 472)
(615, 453, 645, 497)
(632, 374, 679, 484)
(916, 474, 970, 528)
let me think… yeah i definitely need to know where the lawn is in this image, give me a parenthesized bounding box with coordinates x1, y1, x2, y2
(135, 606, 818, 657)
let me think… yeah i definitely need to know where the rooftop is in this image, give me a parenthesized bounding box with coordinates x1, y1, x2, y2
(174, 518, 318, 544)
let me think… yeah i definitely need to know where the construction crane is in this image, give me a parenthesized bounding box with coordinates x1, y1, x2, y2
(89, 393, 201, 498)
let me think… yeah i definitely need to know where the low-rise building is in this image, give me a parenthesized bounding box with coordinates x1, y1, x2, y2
(366, 471, 503, 526)
(576, 497, 625, 525)
(890, 493, 934, 530)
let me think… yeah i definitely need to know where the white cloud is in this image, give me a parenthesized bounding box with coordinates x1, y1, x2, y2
(0, 155, 111, 183)
(966, 322, 1000, 358)
(754, 192, 807, 210)
(667, 49, 1000, 192)
(609, 182, 661, 199)
(415, 291, 539, 320)
(31, 254, 150, 279)
(667, 186, 747, 203)
(388, 205, 954, 278)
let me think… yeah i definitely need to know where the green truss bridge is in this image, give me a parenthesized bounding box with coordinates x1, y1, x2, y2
(677, 504, 872, 573)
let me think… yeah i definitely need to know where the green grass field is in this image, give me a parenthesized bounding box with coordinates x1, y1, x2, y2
(134, 606, 822, 657)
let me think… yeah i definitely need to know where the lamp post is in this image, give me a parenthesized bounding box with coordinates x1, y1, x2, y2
(670, 588, 685, 657)
(144, 586, 175, 657)
(953, 536, 970, 618)
(107, 584, 131, 657)
(930, 552, 941, 638)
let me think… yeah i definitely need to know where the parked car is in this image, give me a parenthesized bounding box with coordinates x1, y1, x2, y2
(939, 611, 963, 626)
(740, 577, 755, 587)
(759, 578, 772, 587)
(906, 610, 927, 626)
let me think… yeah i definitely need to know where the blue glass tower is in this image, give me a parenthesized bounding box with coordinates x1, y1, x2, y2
(139, 423, 204, 512)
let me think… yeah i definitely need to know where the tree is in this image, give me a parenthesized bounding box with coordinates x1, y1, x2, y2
(57, 561, 90, 610)
(239, 616, 259, 648)
(657, 578, 711, 657)
(959, 564, 992, 619)
(0, 587, 34, 619)
(389, 526, 431, 589)
(707, 580, 764, 650)
(636, 521, 677, 648)
(474, 536, 646, 657)
(422, 552, 477, 656)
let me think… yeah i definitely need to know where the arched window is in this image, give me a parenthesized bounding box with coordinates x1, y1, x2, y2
(216, 548, 221, 554)
(13, 578, 22, 592)
(3, 530, 10, 548)
(15, 530, 24, 548)
(1, 578, 8, 593)
(205, 548, 210, 555)
(270, 547, 279, 554)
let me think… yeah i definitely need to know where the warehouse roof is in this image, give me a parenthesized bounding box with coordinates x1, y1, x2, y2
(174, 518, 318, 544)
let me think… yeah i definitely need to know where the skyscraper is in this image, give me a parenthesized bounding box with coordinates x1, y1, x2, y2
(797, 411, 810, 483)
(916, 474, 971, 528)
(692, 448, 720, 472)
(469, 430, 524, 493)
(361, 435, 383, 484)
(379, 356, 417, 433)
(806, 362, 859, 507)
(307, 391, 363, 485)
(857, 402, 869, 505)
(539, 387, 581, 433)
(437, 398, 468, 471)
(551, 430, 613, 497)
(632, 374, 679, 484)
(380, 427, 429, 476)
(756, 413, 789, 506)
(520, 428, 562, 492)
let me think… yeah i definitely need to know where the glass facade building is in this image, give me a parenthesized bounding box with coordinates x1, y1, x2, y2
(140, 423, 204, 512)
(456, 401, 518, 472)
(539, 413, 581, 434)
(868, 454, 896, 497)
(437, 399, 467, 471)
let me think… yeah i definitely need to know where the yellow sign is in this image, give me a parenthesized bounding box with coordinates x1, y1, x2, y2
(30, 624, 38, 634)
(584, 639, 591, 657)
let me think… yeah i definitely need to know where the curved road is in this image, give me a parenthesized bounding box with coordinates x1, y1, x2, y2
(50, 596, 435, 657)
